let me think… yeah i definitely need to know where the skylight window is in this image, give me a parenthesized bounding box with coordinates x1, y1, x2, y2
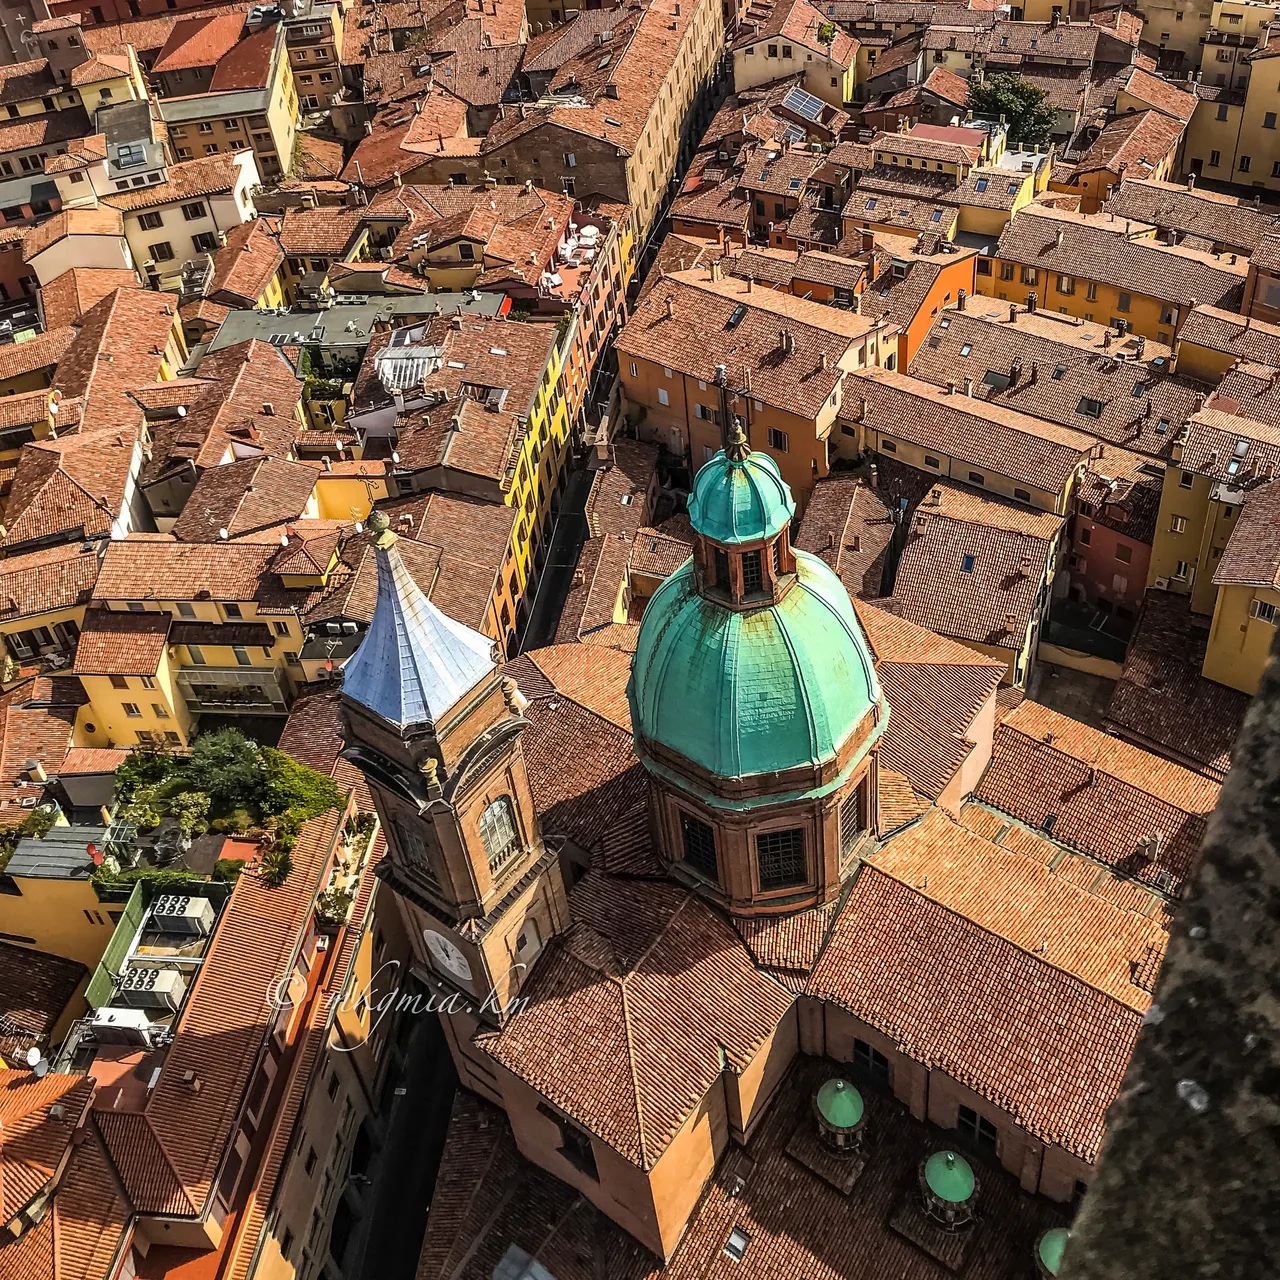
(1155, 418, 1170, 434)
(938, 317, 950, 328)
(1077, 397, 1104, 418)
(489, 347, 508, 356)
(930, 209, 943, 221)
(788, 177, 802, 190)
(960, 343, 973, 356)
(866, 197, 878, 209)
(975, 178, 989, 192)
(727, 303, 748, 329)
(1052, 365, 1066, 380)
(598, 54, 611, 68)
(724, 1229, 751, 1262)
(961, 553, 976, 572)
(983, 369, 1011, 390)
(1234, 438, 1251, 457)
(1007, 182, 1019, 193)
(1132, 380, 1146, 397)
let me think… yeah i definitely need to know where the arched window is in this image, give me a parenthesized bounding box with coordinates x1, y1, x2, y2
(480, 796, 520, 872)
(394, 818, 438, 889)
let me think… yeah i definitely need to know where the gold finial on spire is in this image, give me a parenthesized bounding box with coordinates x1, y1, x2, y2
(366, 508, 397, 549)
(725, 417, 750, 464)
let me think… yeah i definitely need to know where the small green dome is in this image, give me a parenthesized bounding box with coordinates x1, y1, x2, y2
(687, 441, 795, 545)
(1038, 1228, 1070, 1276)
(816, 1078, 864, 1129)
(628, 550, 885, 787)
(924, 1151, 975, 1204)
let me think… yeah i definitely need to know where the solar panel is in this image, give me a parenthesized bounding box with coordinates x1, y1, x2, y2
(781, 85, 826, 123)
(782, 123, 806, 145)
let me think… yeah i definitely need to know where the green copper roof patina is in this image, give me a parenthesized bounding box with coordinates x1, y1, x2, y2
(924, 1151, 975, 1203)
(1037, 1228, 1070, 1276)
(628, 549, 885, 789)
(629, 438, 884, 796)
(816, 1078, 864, 1129)
(686, 431, 795, 545)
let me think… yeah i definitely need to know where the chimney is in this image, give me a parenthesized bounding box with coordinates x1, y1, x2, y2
(746, 276, 753, 293)
(964, 377, 974, 396)
(664, 295, 674, 319)
(1005, 613, 1018, 631)
(946, 380, 957, 395)
(819, 352, 829, 372)
(709, 259, 721, 281)
(25, 759, 46, 783)
(1187, 172, 1196, 191)
(852, 534, 862, 552)
(1056, 228, 1064, 248)
(869, 463, 878, 488)
(1029, 361, 1039, 385)
(1009, 303, 1018, 322)
(1026, 291, 1038, 313)
(957, 288, 967, 311)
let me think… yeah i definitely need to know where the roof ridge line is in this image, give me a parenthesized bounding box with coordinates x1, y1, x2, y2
(860, 859, 1143, 1022)
(615, 979, 651, 1169)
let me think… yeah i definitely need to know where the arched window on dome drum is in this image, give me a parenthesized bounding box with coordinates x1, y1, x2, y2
(480, 797, 520, 873)
(680, 811, 718, 883)
(756, 827, 806, 890)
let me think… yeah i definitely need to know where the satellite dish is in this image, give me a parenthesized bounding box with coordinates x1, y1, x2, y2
(34, 1060, 49, 1077)
(25, 1045, 41, 1067)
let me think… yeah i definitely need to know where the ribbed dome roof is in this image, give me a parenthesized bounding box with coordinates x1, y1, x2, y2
(628, 549, 884, 784)
(687, 438, 795, 546)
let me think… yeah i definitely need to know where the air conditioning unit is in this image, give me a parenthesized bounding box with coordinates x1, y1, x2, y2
(92, 1007, 157, 1047)
(152, 894, 215, 935)
(118, 965, 189, 1011)
(1153, 576, 1169, 589)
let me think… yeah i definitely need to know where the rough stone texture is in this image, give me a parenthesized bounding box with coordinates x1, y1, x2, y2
(1060, 643, 1280, 1279)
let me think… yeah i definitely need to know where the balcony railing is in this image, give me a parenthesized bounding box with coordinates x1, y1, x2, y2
(176, 666, 289, 714)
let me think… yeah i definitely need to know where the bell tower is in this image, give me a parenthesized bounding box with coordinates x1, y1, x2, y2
(339, 512, 568, 1094)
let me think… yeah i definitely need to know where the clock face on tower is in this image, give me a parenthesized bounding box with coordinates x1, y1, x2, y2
(423, 928, 473, 984)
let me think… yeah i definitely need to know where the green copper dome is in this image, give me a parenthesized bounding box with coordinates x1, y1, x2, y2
(687, 438, 795, 545)
(924, 1151, 975, 1203)
(816, 1078, 864, 1129)
(628, 549, 885, 793)
(1038, 1228, 1070, 1276)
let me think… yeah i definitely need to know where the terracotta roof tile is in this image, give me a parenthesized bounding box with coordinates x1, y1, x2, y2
(99, 808, 342, 1212)
(22, 209, 124, 265)
(873, 805, 1168, 1009)
(483, 872, 794, 1169)
(808, 864, 1141, 1161)
(205, 216, 285, 307)
(39, 269, 141, 331)
(1102, 589, 1248, 780)
(72, 606, 171, 676)
(0, 542, 100, 623)
(102, 152, 243, 213)
(1061, 110, 1186, 182)
(993, 205, 1247, 311)
(0, 327, 76, 385)
(1, 429, 139, 552)
(854, 366, 1096, 493)
(0, 943, 86, 1064)
(977, 699, 1218, 894)
(52, 287, 182, 433)
(908, 303, 1203, 455)
(853, 594, 1010, 667)
(1215, 477, 1280, 587)
(619, 269, 880, 418)
(171, 456, 320, 542)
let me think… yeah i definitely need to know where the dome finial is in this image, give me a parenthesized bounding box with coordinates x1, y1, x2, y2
(724, 418, 750, 464)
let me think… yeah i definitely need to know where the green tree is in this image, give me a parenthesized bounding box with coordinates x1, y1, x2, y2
(967, 74, 1056, 147)
(260, 747, 344, 823)
(187, 729, 266, 810)
(258, 847, 293, 887)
